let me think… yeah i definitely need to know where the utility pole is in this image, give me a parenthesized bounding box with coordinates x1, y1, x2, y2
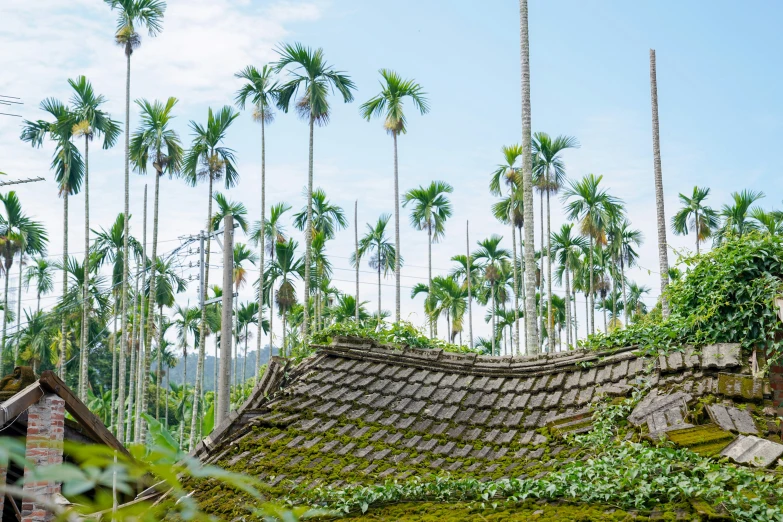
(216, 215, 234, 426)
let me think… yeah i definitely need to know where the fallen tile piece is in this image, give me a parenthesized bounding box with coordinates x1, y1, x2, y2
(707, 404, 758, 435)
(666, 424, 735, 457)
(720, 435, 783, 468)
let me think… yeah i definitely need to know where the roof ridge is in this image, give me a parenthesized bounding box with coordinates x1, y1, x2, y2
(317, 335, 641, 376)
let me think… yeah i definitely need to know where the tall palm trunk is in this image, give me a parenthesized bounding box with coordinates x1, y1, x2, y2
(268, 248, 275, 362)
(491, 286, 497, 356)
(588, 236, 595, 335)
(428, 224, 436, 337)
(303, 114, 314, 342)
(621, 257, 628, 326)
(520, 0, 537, 353)
(281, 310, 287, 358)
(156, 305, 163, 420)
(164, 369, 170, 429)
(584, 291, 589, 339)
(126, 262, 140, 444)
(510, 219, 519, 355)
(2, 257, 10, 372)
(564, 265, 571, 348)
(466, 221, 473, 350)
(393, 131, 401, 324)
(190, 175, 213, 450)
(109, 298, 118, 434)
(377, 260, 381, 321)
(147, 167, 162, 427)
(355, 201, 359, 324)
(60, 192, 68, 379)
(546, 191, 554, 353)
(243, 333, 248, 387)
(519, 227, 528, 355)
(572, 273, 578, 345)
(694, 208, 700, 255)
(118, 43, 133, 446)
(539, 192, 545, 350)
(80, 136, 90, 400)
(135, 186, 148, 443)
(256, 116, 266, 378)
(649, 49, 670, 317)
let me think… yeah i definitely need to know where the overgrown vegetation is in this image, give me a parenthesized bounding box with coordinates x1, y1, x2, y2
(286, 393, 783, 522)
(581, 234, 783, 362)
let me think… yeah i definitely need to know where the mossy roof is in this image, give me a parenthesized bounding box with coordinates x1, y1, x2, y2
(188, 337, 778, 517)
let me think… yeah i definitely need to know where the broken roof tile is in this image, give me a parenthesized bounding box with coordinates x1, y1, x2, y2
(629, 391, 692, 426)
(707, 404, 758, 435)
(717, 373, 764, 401)
(701, 343, 741, 369)
(721, 435, 783, 468)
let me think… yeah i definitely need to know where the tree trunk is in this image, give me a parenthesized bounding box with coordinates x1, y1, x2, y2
(695, 208, 700, 255)
(80, 135, 90, 400)
(520, 0, 537, 353)
(190, 175, 213, 450)
(303, 114, 314, 342)
(156, 305, 163, 421)
(109, 298, 118, 434)
(589, 235, 595, 335)
(281, 312, 287, 358)
(546, 191, 554, 353)
(511, 218, 520, 355)
(564, 264, 571, 348)
(621, 257, 628, 327)
(216, 217, 233, 426)
(165, 370, 169, 430)
(393, 131, 401, 324)
(584, 291, 589, 339)
(2, 256, 10, 372)
(519, 226, 528, 355)
(649, 49, 670, 317)
(539, 191, 545, 351)
(135, 185, 148, 443)
(572, 271, 578, 344)
(243, 331, 248, 389)
(491, 287, 497, 356)
(377, 260, 382, 322)
(118, 43, 133, 446)
(147, 167, 162, 425)
(428, 224, 435, 337)
(256, 115, 266, 379)
(60, 192, 69, 380)
(126, 262, 139, 444)
(466, 221, 473, 350)
(269, 248, 275, 362)
(355, 201, 359, 324)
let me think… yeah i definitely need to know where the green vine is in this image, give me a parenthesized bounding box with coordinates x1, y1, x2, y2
(581, 233, 783, 361)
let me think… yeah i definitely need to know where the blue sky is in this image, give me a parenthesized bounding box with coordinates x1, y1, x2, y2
(1, 1, 781, 349)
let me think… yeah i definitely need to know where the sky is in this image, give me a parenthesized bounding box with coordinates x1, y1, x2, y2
(1, 0, 783, 355)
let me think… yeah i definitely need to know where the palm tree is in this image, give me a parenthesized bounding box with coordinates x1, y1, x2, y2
(274, 42, 356, 344)
(69, 75, 121, 399)
(751, 208, 783, 236)
(450, 251, 481, 350)
(562, 174, 622, 336)
(237, 301, 265, 388)
(105, 0, 166, 445)
(130, 97, 183, 395)
(608, 219, 643, 327)
(672, 186, 718, 255)
(649, 49, 671, 318)
(626, 282, 651, 321)
(17, 310, 49, 374)
(403, 181, 453, 336)
(519, 0, 538, 352)
(92, 213, 140, 434)
(24, 258, 54, 314)
(432, 276, 467, 344)
(293, 188, 348, 239)
(533, 132, 578, 353)
(173, 303, 199, 395)
(353, 214, 397, 323)
(251, 202, 290, 360)
(329, 294, 370, 325)
(717, 190, 765, 242)
(360, 69, 430, 323)
(551, 223, 587, 348)
(473, 236, 511, 356)
(235, 64, 278, 381)
(265, 239, 303, 357)
(490, 144, 523, 354)
(145, 256, 186, 420)
(0, 192, 47, 368)
(20, 98, 83, 380)
(183, 105, 239, 450)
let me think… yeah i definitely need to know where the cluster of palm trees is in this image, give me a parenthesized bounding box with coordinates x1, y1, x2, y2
(12, 0, 783, 452)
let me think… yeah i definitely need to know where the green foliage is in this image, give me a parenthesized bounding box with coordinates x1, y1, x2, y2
(581, 234, 783, 361)
(292, 394, 783, 521)
(309, 321, 479, 356)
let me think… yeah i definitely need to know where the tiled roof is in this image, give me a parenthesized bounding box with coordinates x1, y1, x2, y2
(190, 336, 779, 499)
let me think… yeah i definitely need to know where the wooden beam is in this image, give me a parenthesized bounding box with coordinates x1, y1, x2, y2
(0, 382, 43, 428)
(38, 371, 129, 456)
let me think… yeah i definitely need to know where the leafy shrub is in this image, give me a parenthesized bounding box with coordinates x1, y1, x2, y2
(582, 233, 783, 361)
(309, 321, 479, 355)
